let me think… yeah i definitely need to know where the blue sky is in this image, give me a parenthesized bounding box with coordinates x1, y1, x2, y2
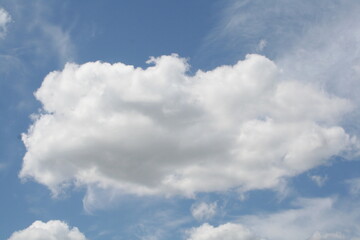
(1, 1, 360, 240)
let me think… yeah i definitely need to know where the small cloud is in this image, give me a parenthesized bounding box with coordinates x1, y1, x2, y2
(191, 202, 217, 221)
(0, 8, 11, 39)
(40, 23, 75, 63)
(256, 39, 267, 52)
(346, 178, 360, 195)
(309, 175, 328, 187)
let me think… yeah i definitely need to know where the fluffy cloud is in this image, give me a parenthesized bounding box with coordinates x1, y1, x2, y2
(7, 220, 87, 240)
(0, 8, 11, 38)
(20, 54, 357, 197)
(186, 223, 260, 240)
(191, 202, 217, 221)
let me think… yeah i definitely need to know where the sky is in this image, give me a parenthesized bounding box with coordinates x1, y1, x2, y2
(1, 0, 360, 239)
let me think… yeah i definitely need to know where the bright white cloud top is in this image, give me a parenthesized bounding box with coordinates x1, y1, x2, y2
(7, 220, 87, 240)
(20, 54, 358, 197)
(0, 8, 11, 38)
(187, 223, 260, 240)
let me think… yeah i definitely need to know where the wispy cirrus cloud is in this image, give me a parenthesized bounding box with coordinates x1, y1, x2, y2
(188, 197, 360, 240)
(1, 1, 75, 67)
(26, 1, 76, 64)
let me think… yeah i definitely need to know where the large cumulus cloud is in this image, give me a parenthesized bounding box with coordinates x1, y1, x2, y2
(7, 220, 87, 240)
(20, 54, 357, 197)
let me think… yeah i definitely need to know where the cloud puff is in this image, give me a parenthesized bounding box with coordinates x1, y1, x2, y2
(186, 223, 261, 240)
(0, 8, 11, 38)
(20, 54, 356, 198)
(309, 175, 327, 187)
(7, 220, 87, 240)
(191, 202, 217, 221)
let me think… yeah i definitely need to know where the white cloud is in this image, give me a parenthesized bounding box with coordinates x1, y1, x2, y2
(0, 8, 11, 38)
(256, 39, 267, 52)
(240, 197, 360, 240)
(40, 23, 75, 63)
(191, 202, 217, 221)
(310, 175, 327, 187)
(275, 1, 360, 103)
(201, 0, 332, 60)
(209, 1, 360, 140)
(185, 197, 360, 240)
(20, 54, 357, 199)
(186, 223, 261, 240)
(7, 220, 87, 240)
(29, 2, 76, 65)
